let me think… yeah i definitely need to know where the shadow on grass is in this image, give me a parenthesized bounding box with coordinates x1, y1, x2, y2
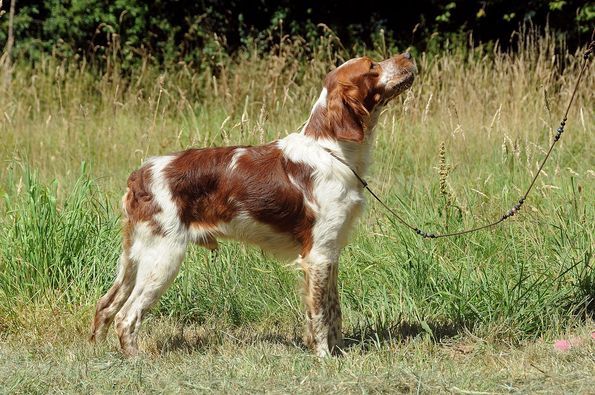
(343, 320, 467, 352)
(153, 320, 467, 355)
(154, 327, 307, 355)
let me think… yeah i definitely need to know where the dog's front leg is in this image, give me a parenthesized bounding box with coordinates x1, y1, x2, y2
(301, 251, 343, 357)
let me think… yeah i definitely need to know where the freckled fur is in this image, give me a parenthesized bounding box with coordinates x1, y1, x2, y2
(90, 53, 416, 357)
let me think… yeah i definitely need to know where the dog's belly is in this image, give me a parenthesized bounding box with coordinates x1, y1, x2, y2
(189, 215, 301, 260)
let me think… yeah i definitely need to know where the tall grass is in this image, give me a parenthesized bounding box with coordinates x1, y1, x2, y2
(0, 28, 592, 343)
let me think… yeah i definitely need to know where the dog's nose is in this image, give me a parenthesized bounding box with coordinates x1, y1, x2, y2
(403, 51, 412, 60)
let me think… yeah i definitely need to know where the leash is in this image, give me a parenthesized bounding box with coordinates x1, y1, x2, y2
(327, 41, 593, 239)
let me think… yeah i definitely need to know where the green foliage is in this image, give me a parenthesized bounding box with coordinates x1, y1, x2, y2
(0, 162, 592, 339)
(0, 0, 204, 67)
(435, 2, 457, 24)
(0, 1, 593, 67)
(0, 164, 120, 318)
(0, 26, 592, 344)
(576, 3, 595, 33)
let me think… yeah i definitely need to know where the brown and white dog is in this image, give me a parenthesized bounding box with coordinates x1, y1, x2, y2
(90, 53, 416, 357)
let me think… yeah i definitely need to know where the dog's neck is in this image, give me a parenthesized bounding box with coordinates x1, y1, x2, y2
(301, 88, 381, 175)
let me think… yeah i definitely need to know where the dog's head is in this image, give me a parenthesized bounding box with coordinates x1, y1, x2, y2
(323, 53, 416, 143)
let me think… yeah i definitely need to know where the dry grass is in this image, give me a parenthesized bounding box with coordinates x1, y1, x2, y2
(0, 28, 593, 392)
(1, 315, 594, 393)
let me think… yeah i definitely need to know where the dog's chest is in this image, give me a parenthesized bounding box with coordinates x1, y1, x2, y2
(312, 174, 365, 229)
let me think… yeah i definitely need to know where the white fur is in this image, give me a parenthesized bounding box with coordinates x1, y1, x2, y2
(94, 55, 413, 358)
(142, 148, 298, 258)
(313, 87, 328, 109)
(129, 222, 187, 285)
(188, 224, 218, 247)
(147, 155, 187, 238)
(190, 212, 302, 260)
(219, 213, 300, 259)
(114, 222, 187, 353)
(228, 147, 246, 171)
(278, 133, 366, 259)
(379, 60, 398, 85)
(288, 173, 317, 213)
(337, 57, 361, 70)
(301, 88, 328, 134)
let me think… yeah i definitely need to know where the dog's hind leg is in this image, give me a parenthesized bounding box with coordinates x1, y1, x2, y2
(90, 220, 137, 343)
(114, 226, 187, 355)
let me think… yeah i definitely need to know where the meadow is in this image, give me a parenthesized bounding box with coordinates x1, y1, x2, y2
(0, 29, 593, 392)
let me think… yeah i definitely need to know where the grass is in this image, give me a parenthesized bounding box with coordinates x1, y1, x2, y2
(1, 319, 594, 393)
(0, 28, 593, 392)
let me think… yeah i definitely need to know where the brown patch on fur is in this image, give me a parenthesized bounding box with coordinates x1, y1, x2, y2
(91, 53, 416, 357)
(165, 144, 315, 255)
(122, 218, 133, 251)
(123, 165, 162, 233)
(165, 147, 239, 227)
(304, 57, 380, 142)
(304, 54, 414, 144)
(300, 259, 315, 350)
(90, 285, 119, 342)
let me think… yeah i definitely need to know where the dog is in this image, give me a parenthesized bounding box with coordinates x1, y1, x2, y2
(90, 52, 416, 357)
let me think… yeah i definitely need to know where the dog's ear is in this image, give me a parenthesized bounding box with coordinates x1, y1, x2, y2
(326, 82, 368, 143)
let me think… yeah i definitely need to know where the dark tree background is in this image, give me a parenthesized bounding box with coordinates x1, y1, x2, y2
(0, 0, 592, 64)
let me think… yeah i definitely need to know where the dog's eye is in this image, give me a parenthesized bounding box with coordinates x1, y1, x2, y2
(370, 62, 376, 70)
